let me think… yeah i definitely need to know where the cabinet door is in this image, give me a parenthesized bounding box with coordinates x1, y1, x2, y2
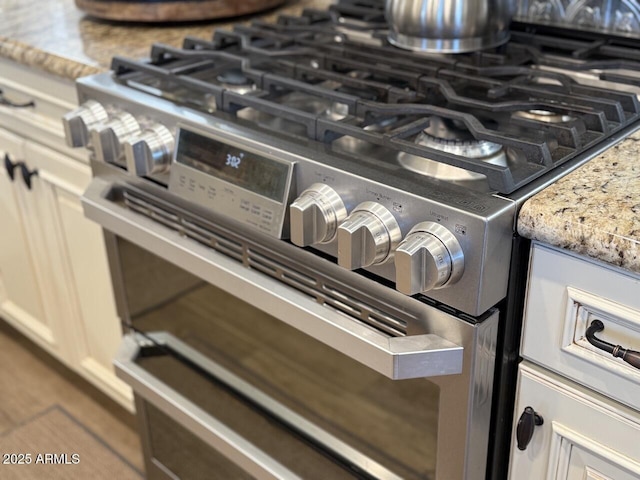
(509, 363, 640, 480)
(0, 128, 52, 347)
(564, 443, 638, 480)
(24, 140, 132, 409)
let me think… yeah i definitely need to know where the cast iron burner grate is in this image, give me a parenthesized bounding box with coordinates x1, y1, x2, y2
(110, 0, 640, 194)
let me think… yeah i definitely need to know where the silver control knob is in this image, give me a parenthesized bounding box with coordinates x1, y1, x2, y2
(290, 184, 347, 246)
(395, 222, 464, 295)
(124, 124, 174, 176)
(62, 100, 108, 148)
(337, 202, 402, 269)
(90, 112, 141, 164)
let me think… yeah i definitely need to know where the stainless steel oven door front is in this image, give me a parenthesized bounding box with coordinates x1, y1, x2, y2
(83, 177, 499, 480)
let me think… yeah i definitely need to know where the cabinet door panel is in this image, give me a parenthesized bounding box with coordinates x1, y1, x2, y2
(24, 140, 131, 408)
(0, 128, 50, 342)
(509, 363, 640, 480)
(566, 443, 637, 480)
(56, 188, 123, 368)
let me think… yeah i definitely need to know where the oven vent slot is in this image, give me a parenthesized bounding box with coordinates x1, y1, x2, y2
(121, 189, 409, 337)
(248, 250, 407, 337)
(322, 285, 407, 337)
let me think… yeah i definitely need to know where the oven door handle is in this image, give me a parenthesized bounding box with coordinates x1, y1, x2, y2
(84, 178, 464, 379)
(115, 333, 303, 480)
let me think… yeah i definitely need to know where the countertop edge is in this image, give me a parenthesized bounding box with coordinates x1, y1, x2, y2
(518, 205, 640, 274)
(0, 37, 104, 81)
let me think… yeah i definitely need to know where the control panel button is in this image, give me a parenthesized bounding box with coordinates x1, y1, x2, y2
(395, 222, 464, 295)
(124, 123, 174, 176)
(62, 100, 108, 148)
(337, 202, 401, 269)
(290, 183, 347, 246)
(90, 112, 141, 164)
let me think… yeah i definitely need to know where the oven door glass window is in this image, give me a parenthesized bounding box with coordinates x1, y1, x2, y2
(116, 237, 440, 480)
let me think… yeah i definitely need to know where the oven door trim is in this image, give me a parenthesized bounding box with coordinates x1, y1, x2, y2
(83, 176, 464, 380)
(117, 331, 409, 480)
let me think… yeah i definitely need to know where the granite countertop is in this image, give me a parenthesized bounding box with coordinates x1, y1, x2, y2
(0, 0, 332, 79)
(518, 130, 640, 274)
(1, 0, 638, 274)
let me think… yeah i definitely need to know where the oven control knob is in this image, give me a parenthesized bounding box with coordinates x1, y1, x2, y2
(395, 222, 464, 295)
(90, 112, 141, 164)
(62, 100, 109, 148)
(124, 124, 175, 176)
(289, 184, 347, 246)
(337, 202, 402, 269)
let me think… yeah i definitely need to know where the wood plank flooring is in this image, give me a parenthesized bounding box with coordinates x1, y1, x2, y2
(0, 319, 144, 474)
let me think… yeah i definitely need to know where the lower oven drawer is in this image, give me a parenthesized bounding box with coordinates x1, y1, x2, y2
(117, 332, 437, 480)
(139, 402, 252, 480)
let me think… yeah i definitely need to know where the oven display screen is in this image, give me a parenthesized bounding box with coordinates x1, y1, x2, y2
(175, 129, 290, 202)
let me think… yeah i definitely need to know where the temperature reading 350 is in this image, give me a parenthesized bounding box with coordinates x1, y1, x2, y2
(226, 152, 244, 169)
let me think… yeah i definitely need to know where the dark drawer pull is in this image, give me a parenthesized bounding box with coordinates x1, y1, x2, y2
(516, 406, 543, 451)
(19, 163, 38, 190)
(586, 320, 640, 370)
(0, 88, 35, 108)
(4, 153, 23, 181)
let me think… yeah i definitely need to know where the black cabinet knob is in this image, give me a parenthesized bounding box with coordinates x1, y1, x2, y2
(516, 406, 544, 451)
(4, 153, 22, 181)
(19, 163, 38, 190)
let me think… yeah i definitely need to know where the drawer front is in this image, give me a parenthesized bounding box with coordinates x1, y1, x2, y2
(509, 362, 640, 480)
(0, 58, 87, 163)
(522, 243, 640, 410)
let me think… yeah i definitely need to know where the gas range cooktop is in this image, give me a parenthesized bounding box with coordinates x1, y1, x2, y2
(105, 0, 640, 196)
(66, 0, 640, 316)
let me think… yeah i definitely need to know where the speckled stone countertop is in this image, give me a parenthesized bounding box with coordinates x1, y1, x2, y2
(518, 130, 640, 274)
(0, 0, 332, 80)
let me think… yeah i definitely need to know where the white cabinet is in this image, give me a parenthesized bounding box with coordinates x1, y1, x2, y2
(510, 243, 640, 479)
(510, 363, 640, 480)
(0, 129, 54, 350)
(0, 58, 132, 410)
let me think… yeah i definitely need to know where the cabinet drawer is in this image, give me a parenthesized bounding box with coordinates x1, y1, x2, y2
(521, 244, 640, 411)
(509, 362, 640, 480)
(0, 58, 87, 163)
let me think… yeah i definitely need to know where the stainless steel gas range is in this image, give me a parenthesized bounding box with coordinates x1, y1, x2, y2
(63, 1, 640, 479)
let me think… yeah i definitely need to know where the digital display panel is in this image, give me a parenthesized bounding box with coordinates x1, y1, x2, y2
(175, 129, 290, 202)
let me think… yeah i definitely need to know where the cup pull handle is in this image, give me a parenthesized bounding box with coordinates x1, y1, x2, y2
(0, 88, 35, 108)
(586, 320, 640, 370)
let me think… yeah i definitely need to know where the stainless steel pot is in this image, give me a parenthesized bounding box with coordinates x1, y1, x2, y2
(385, 0, 515, 53)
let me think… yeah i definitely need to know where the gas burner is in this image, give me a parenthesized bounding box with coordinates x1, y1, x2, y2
(416, 133, 505, 161)
(398, 117, 508, 188)
(512, 109, 576, 124)
(216, 69, 255, 94)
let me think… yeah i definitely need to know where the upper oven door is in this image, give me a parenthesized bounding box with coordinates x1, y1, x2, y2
(83, 177, 499, 480)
